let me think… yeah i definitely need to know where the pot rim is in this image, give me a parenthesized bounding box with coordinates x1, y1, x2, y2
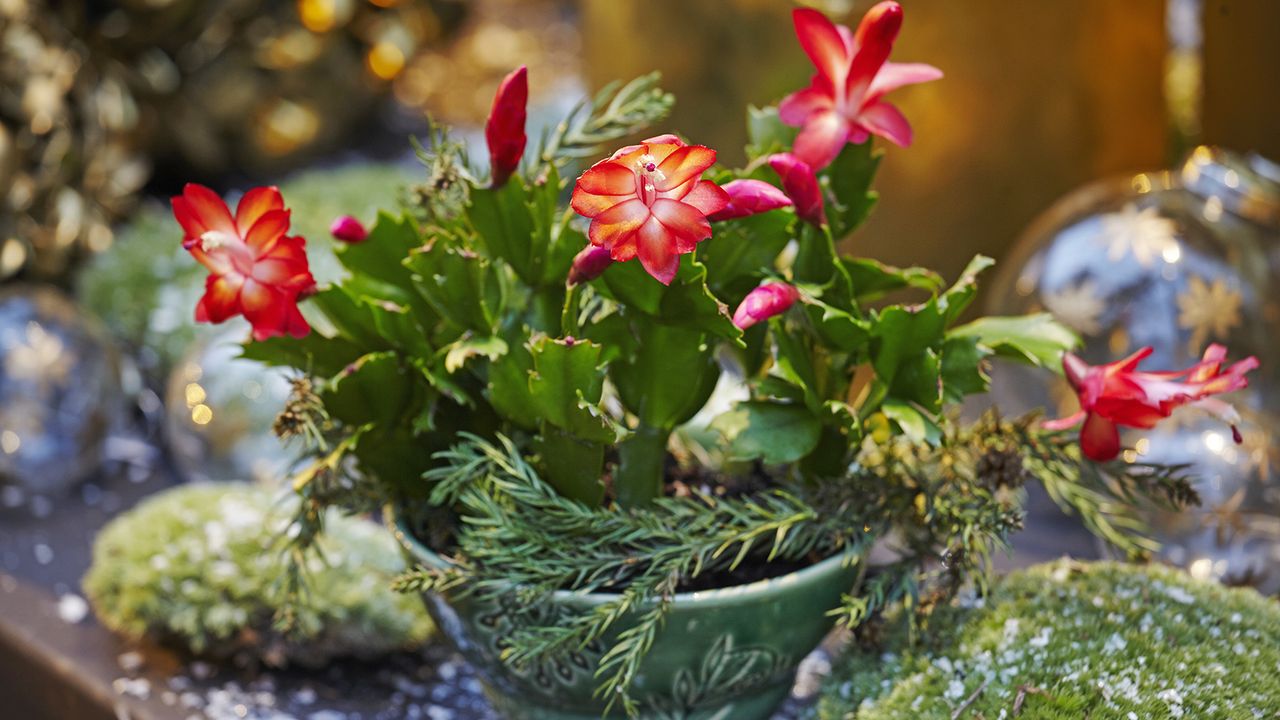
(385, 504, 858, 610)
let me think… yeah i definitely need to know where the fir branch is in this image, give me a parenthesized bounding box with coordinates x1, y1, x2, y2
(539, 73, 675, 165)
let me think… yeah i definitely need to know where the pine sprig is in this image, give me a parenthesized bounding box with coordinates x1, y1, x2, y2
(539, 72, 675, 165)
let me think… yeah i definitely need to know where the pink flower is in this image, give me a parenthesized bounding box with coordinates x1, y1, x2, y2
(707, 179, 794, 222)
(329, 215, 368, 244)
(485, 66, 528, 187)
(732, 282, 801, 329)
(567, 244, 614, 286)
(780, 3, 942, 170)
(768, 153, 825, 227)
(1044, 344, 1260, 462)
(172, 184, 314, 341)
(569, 135, 730, 285)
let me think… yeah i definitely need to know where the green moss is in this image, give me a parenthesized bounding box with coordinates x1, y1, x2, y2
(76, 162, 415, 367)
(811, 560, 1280, 719)
(83, 482, 432, 665)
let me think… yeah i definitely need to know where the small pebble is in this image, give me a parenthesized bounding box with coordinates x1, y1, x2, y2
(118, 650, 145, 673)
(33, 543, 54, 565)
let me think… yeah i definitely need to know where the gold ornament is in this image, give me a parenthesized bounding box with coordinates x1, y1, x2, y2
(1177, 274, 1243, 354)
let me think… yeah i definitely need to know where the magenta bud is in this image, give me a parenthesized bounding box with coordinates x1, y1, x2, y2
(767, 153, 826, 227)
(329, 215, 368, 244)
(732, 282, 801, 329)
(707, 179, 793, 222)
(567, 244, 614, 286)
(485, 66, 529, 187)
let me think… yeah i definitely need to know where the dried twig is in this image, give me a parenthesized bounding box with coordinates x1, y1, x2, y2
(1012, 684, 1053, 716)
(951, 678, 991, 719)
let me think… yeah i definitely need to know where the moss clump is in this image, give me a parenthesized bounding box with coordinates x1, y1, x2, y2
(84, 482, 432, 666)
(76, 162, 414, 367)
(811, 560, 1280, 719)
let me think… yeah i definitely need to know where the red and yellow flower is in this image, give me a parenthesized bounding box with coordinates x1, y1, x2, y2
(1045, 344, 1259, 461)
(570, 134, 729, 285)
(781, 3, 942, 170)
(172, 184, 315, 341)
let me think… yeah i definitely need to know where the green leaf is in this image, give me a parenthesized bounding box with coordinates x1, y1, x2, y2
(405, 242, 504, 333)
(940, 335, 993, 403)
(881, 398, 942, 445)
(843, 257, 944, 302)
(939, 254, 996, 326)
(535, 426, 605, 506)
(948, 313, 1079, 369)
(745, 105, 799, 160)
(613, 322, 719, 430)
(712, 401, 822, 464)
(336, 211, 421, 289)
(240, 333, 363, 379)
(467, 176, 546, 286)
(826, 141, 881, 239)
(324, 352, 425, 430)
(527, 336, 613, 442)
(487, 334, 538, 429)
(803, 297, 871, 354)
(600, 256, 742, 344)
(308, 286, 388, 349)
(870, 298, 946, 388)
(890, 346, 943, 413)
(442, 335, 508, 373)
(772, 323, 823, 412)
(698, 209, 793, 301)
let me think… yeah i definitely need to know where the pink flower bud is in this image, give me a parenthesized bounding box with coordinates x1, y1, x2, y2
(732, 282, 801, 329)
(567, 244, 614, 286)
(485, 66, 528, 187)
(707, 179, 794, 222)
(768, 153, 826, 227)
(329, 215, 368, 244)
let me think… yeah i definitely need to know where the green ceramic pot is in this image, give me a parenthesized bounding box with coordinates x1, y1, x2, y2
(387, 507, 859, 720)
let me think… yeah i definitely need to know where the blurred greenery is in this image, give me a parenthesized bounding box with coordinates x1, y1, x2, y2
(83, 482, 433, 666)
(77, 162, 416, 371)
(810, 559, 1280, 719)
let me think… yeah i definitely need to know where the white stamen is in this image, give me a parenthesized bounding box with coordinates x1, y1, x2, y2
(650, 169, 666, 184)
(198, 230, 235, 253)
(644, 182, 655, 194)
(637, 154, 657, 171)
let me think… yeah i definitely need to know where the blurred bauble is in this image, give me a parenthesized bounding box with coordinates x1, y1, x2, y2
(0, 285, 123, 495)
(66, 0, 467, 178)
(165, 327, 294, 484)
(0, 0, 150, 282)
(987, 146, 1280, 592)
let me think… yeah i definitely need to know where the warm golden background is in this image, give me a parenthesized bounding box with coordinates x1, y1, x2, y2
(577, 0, 1279, 279)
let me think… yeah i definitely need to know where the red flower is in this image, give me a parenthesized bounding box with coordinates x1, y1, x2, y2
(570, 134, 730, 285)
(329, 215, 368, 244)
(1045, 344, 1259, 462)
(780, 3, 942, 170)
(567, 244, 615, 286)
(707, 179, 794, 222)
(172, 184, 314, 341)
(733, 282, 801, 329)
(768, 153, 825, 227)
(485, 66, 528, 187)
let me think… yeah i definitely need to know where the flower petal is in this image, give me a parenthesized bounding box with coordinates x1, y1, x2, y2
(858, 101, 913, 147)
(577, 160, 637, 196)
(244, 208, 291, 254)
(654, 145, 717, 192)
(652, 197, 713, 252)
(792, 110, 851, 171)
(235, 186, 284, 236)
(588, 199, 650, 250)
(1042, 410, 1087, 432)
(792, 8, 851, 88)
(779, 84, 835, 127)
(571, 189, 626, 218)
(1079, 412, 1122, 461)
(680, 180, 731, 217)
(846, 1, 903, 101)
(866, 62, 943, 104)
(194, 274, 243, 324)
(635, 215, 679, 285)
(172, 184, 235, 242)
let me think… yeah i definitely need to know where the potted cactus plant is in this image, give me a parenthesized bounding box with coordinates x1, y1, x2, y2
(169, 4, 1257, 718)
